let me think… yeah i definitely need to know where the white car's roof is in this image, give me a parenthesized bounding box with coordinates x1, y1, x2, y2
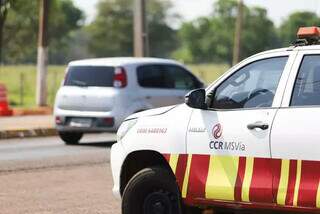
(68, 57, 183, 67)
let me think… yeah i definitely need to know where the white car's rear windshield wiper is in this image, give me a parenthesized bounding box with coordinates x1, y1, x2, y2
(71, 80, 88, 87)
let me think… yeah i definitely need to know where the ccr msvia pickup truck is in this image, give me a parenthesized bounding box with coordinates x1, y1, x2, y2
(111, 27, 320, 214)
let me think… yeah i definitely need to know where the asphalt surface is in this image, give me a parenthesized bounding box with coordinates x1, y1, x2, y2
(0, 135, 256, 214)
(0, 134, 121, 214)
(0, 133, 116, 173)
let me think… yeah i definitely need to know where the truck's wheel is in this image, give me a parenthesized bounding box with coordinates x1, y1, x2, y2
(58, 132, 83, 145)
(122, 166, 182, 214)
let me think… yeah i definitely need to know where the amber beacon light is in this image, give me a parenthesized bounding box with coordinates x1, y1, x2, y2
(297, 27, 320, 38)
(294, 26, 320, 46)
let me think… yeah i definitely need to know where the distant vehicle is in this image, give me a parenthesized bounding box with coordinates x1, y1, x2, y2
(54, 57, 204, 145)
(111, 27, 320, 214)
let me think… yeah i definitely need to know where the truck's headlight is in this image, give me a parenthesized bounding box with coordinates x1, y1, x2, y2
(117, 119, 138, 141)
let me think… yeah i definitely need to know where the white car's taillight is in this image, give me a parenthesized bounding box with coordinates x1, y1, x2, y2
(113, 67, 127, 88)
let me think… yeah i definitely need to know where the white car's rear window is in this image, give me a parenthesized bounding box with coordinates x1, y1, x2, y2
(65, 66, 115, 87)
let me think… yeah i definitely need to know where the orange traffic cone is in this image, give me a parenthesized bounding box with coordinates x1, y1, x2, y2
(0, 84, 13, 116)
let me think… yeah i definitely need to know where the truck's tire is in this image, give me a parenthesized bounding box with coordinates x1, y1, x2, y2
(122, 166, 182, 214)
(58, 132, 83, 145)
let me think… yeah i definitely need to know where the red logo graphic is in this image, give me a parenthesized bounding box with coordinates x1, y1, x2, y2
(212, 123, 222, 139)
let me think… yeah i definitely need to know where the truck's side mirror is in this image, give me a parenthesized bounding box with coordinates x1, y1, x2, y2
(185, 89, 207, 110)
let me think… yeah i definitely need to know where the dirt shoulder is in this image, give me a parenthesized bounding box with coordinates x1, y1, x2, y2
(0, 164, 120, 214)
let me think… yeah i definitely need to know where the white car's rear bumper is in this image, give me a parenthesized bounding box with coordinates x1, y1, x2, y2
(110, 142, 127, 199)
(54, 108, 126, 132)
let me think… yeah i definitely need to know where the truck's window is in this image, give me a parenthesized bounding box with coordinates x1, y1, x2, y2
(210, 57, 288, 109)
(137, 64, 199, 90)
(65, 66, 115, 87)
(291, 55, 320, 106)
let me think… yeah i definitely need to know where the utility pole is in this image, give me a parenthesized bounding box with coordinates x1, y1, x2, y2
(36, 0, 49, 106)
(232, 0, 243, 65)
(133, 0, 148, 57)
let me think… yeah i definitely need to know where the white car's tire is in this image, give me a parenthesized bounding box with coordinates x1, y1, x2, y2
(58, 132, 83, 145)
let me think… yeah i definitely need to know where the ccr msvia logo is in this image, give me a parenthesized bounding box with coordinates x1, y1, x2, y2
(210, 123, 246, 152)
(212, 123, 222, 139)
(209, 141, 246, 151)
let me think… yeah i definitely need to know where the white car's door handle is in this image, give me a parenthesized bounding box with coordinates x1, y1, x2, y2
(247, 122, 269, 130)
(145, 96, 152, 99)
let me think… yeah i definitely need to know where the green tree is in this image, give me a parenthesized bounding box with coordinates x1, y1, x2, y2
(0, 0, 13, 63)
(49, 0, 84, 64)
(87, 0, 177, 58)
(2, 0, 38, 63)
(279, 12, 320, 46)
(2, 0, 83, 64)
(173, 0, 278, 64)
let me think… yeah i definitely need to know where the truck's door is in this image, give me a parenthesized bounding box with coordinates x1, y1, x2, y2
(184, 52, 295, 205)
(271, 51, 320, 209)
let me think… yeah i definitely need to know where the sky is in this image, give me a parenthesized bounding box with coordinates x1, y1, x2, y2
(73, 0, 320, 26)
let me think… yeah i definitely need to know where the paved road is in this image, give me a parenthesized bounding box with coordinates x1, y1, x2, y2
(0, 135, 251, 214)
(0, 133, 116, 172)
(0, 134, 121, 214)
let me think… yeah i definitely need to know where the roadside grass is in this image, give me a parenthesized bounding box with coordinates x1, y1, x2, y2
(0, 64, 229, 108)
(0, 65, 65, 107)
(188, 64, 229, 84)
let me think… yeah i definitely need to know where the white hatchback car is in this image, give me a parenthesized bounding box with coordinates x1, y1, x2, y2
(54, 57, 203, 144)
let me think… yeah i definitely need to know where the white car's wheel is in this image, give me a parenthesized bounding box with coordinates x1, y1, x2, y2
(58, 132, 83, 145)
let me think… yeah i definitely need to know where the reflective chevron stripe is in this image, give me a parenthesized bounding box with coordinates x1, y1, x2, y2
(182, 155, 192, 198)
(277, 159, 290, 205)
(241, 156, 254, 202)
(169, 154, 179, 174)
(205, 155, 239, 201)
(293, 160, 302, 207)
(162, 154, 320, 209)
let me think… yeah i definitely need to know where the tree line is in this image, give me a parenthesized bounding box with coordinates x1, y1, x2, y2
(1, 0, 320, 65)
